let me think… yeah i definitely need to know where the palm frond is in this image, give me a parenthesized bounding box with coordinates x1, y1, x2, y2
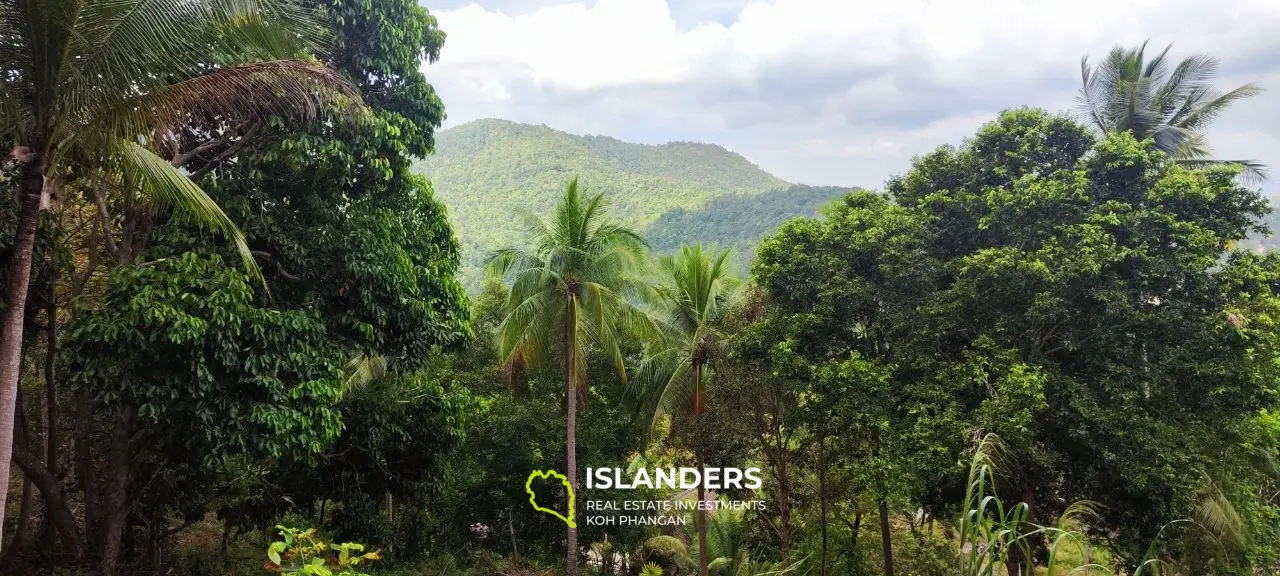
(120, 60, 361, 144)
(1194, 485, 1245, 550)
(1077, 41, 1266, 181)
(117, 139, 261, 285)
(343, 352, 389, 394)
(1174, 158, 1269, 185)
(489, 176, 658, 399)
(1173, 82, 1263, 132)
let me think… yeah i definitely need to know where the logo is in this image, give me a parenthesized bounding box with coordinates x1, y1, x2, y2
(525, 469, 576, 528)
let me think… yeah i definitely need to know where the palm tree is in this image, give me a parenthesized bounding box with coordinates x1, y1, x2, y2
(0, 0, 356, 548)
(1077, 40, 1266, 181)
(486, 176, 661, 576)
(634, 244, 740, 576)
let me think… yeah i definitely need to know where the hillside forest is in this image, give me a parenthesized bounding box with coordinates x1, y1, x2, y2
(2, 2, 1280, 576)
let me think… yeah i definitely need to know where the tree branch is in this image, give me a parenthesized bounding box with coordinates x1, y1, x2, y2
(89, 185, 120, 259)
(187, 122, 263, 180)
(251, 249, 303, 282)
(170, 137, 228, 168)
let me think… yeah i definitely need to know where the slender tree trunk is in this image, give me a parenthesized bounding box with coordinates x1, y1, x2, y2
(878, 499, 893, 576)
(564, 293, 579, 576)
(75, 393, 101, 548)
(2, 390, 34, 566)
(508, 508, 519, 559)
(385, 491, 394, 558)
(0, 158, 47, 553)
(40, 285, 59, 551)
(694, 363, 709, 576)
(10, 446, 83, 559)
(818, 433, 829, 576)
(846, 510, 862, 549)
(44, 288, 57, 477)
(0, 478, 33, 566)
(220, 522, 233, 557)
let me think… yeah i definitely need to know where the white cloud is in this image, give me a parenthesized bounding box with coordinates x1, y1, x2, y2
(424, 0, 1280, 193)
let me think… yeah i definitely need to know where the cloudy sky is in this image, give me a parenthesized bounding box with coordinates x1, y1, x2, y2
(420, 0, 1280, 195)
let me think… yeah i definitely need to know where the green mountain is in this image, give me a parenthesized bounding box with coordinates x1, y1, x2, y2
(414, 118, 792, 288)
(645, 184, 855, 274)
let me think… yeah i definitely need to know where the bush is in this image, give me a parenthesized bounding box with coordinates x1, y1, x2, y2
(642, 535, 692, 575)
(265, 525, 381, 575)
(892, 532, 961, 576)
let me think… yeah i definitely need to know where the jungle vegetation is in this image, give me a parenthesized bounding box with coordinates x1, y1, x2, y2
(0, 2, 1275, 576)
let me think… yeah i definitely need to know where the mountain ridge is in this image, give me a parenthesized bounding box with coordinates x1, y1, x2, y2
(415, 118, 853, 290)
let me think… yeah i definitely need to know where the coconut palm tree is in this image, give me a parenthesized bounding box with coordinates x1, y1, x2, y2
(0, 0, 357, 548)
(1077, 40, 1266, 182)
(486, 176, 661, 576)
(634, 244, 740, 576)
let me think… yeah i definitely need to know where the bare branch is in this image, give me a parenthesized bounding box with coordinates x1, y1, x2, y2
(187, 122, 263, 180)
(89, 184, 120, 259)
(170, 137, 230, 168)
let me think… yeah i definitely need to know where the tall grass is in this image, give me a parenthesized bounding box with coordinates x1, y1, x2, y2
(955, 434, 1220, 576)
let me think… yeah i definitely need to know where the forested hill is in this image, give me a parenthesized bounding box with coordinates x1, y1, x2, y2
(645, 184, 854, 273)
(413, 118, 791, 288)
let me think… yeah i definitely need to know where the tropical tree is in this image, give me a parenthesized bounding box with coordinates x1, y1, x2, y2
(634, 243, 739, 576)
(1077, 40, 1266, 181)
(0, 0, 358, 543)
(486, 176, 661, 576)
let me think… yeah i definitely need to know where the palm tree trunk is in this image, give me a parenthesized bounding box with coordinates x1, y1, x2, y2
(0, 159, 47, 552)
(694, 363, 709, 576)
(565, 294, 579, 576)
(878, 499, 893, 576)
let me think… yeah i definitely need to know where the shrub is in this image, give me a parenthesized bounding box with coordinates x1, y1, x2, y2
(642, 535, 692, 575)
(264, 526, 381, 575)
(707, 557, 732, 576)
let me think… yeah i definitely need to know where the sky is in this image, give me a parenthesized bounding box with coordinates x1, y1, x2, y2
(420, 0, 1280, 196)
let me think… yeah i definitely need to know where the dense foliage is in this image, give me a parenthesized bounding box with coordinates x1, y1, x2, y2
(2, 12, 1279, 576)
(747, 108, 1279, 572)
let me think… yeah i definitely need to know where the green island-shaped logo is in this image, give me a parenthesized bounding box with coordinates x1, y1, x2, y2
(525, 469, 576, 528)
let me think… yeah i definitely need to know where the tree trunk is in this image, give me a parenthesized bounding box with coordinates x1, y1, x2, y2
(508, 508, 518, 559)
(220, 522, 233, 557)
(385, 491, 394, 558)
(43, 289, 58, 477)
(818, 431, 829, 576)
(694, 363, 709, 576)
(10, 446, 83, 559)
(0, 158, 47, 554)
(40, 287, 59, 552)
(75, 393, 102, 549)
(0, 477, 33, 566)
(846, 510, 862, 549)
(96, 409, 136, 576)
(564, 293, 579, 576)
(878, 499, 893, 576)
(2, 391, 34, 566)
